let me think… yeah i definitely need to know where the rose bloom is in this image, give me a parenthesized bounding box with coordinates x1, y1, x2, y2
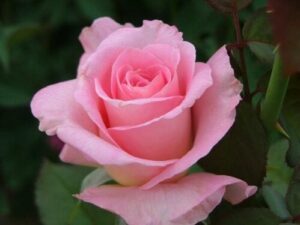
(31, 17, 256, 225)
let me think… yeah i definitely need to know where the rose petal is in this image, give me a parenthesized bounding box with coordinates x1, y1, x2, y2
(144, 44, 181, 97)
(143, 44, 180, 74)
(60, 144, 97, 167)
(93, 62, 211, 165)
(74, 76, 119, 145)
(104, 164, 164, 186)
(104, 95, 183, 127)
(56, 124, 177, 167)
(30, 80, 96, 136)
(77, 173, 257, 225)
(108, 109, 192, 161)
(142, 46, 242, 189)
(56, 124, 178, 185)
(176, 42, 196, 94)
(110, 48, 167, 99)
(79, 17, 127, 53)
(99, 20, 183, 50)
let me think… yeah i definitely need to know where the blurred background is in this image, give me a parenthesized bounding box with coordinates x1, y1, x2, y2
(0, 0, 266, 224)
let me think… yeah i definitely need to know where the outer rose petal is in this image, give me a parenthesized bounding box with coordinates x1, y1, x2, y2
(30, 80, 96, 136)
(79, 17, 128, 53)
(60, 144, 97, 167)
(99, 20, 183, 50)
(77, 173, 257, 225)
(142, 46, 242, 189)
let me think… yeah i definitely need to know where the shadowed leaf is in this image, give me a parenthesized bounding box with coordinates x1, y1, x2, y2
(213, 208, 281, 225)
(243, 8, 274, 64)
(199, 102, 268, 186)
(286, 166, 300, 217)
(282, 76, 300, 167)
(36, 161, 115, 225)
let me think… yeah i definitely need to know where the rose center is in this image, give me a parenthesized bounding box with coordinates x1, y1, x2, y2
(123, 69, 162, 88)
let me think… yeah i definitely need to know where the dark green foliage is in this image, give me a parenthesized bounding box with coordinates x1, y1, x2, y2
(286, 166, 300, 217)
(36, 161, 115, 225)
(199, 102, 268, 186)
(283, 76, 300, 167)
(213, 208, 281, 225)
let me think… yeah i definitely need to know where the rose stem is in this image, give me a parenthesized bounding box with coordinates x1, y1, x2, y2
(231, 6, 251, 102)
(260, 51, 290, 130)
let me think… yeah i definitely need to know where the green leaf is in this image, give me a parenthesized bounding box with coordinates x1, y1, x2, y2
(199, 102, 268, 186)
(262, 185, 291, 220)
(248, 42, 274, 64)
(36, 161, 116, 225)
(286, 166, 300, 217)
(243, 8, 273, 44)
(243, 8, 274, 64)
(81, 167, 111, 191)
(116, 217, 128, 225)
(264, 138, 293, 195)
(0, 83, 31, 107)
(75, 0, 115, 20)
(213, 208, 281, 225)
(282, 75, 300, 167)
(205, 0, 252, 13)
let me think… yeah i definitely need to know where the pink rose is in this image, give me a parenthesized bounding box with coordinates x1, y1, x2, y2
(31, 17, 256, 225)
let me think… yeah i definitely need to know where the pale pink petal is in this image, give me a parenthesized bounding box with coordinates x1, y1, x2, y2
(177, 42, 196, 93)
(99, 20, 183, 50)
(74, 76, 118, 145)
(97, 62, 211, 128)
(144, 44, 181, 97)
(30, 80, 96, 136)
(110, 48, 165, 99)
(104, 164, 164, 186)
(79, 17, 127, 53)
(143, 44, 180, 73)
(78, 47, 123, 92)
(104, 96, 183, 127)
(56, 124, 176, 167)
(60, 144, 97, 167)
(108, 109, 192, 161)
(142, 46, 242, 189)
(77, 173, 257, 225)
(102, 63, 211, 161)
(56, 124, 177, 185)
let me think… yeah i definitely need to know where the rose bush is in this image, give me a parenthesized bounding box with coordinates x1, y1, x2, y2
(31, 17, 256, 225)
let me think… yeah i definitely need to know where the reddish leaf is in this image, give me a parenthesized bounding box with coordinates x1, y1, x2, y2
(268, 0, 300, 75)
(205, 0, 252, 13)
